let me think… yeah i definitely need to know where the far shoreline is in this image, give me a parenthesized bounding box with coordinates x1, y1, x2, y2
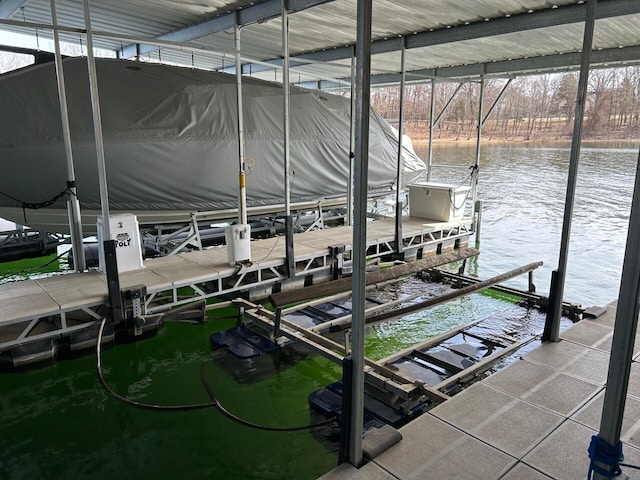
(411, 136, 639, 147)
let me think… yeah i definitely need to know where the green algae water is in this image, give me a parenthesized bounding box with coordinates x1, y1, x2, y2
(0, 319, 342, 480)
(1, 142, 637, 479)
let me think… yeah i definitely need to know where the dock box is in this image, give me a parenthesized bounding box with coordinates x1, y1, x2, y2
(408, 182, 471, 222)
(97, 214, 144, 273)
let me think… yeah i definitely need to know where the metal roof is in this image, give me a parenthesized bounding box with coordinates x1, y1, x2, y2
(1, 0, 639, 85)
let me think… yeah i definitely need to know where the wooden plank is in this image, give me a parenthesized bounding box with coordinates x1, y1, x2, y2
(269, 247, 480, 308)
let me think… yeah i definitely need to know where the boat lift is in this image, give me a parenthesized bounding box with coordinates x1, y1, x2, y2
(223, 258, 551, 426)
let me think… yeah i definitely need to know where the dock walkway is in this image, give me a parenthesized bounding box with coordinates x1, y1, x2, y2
(0, 215, 471, 366)
(320, 301, 640, 480)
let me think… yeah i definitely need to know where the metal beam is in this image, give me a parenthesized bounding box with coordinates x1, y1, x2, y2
(294, 44, 640, 91)
(0, 0, 26, 19)
(118, 0, 335, 59)
(233, 0, 640, 77)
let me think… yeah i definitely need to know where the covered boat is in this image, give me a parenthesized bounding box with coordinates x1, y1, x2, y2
(0, 57, 425, 234)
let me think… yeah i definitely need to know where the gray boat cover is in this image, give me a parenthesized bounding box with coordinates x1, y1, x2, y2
(0, 57, 425, 216)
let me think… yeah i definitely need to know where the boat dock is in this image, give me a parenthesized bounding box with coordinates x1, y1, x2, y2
(0, 227, 62, 262)
(0, 215, 471, 367)
(319, 301, 640, 480)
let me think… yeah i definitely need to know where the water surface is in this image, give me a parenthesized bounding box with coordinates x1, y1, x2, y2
(1, 142, 637, 479)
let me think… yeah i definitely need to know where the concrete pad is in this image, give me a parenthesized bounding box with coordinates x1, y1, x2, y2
(627, 362, 640, 400)
(523, 340, 611, 385)
(485, 359, 602, 417)
(522, 420, 594, 480)
(560, 319, 613, 351)
(431, 382, 563, 458)
(500, 463, 554, 479)
(374, 413, 516, 480)
(523, 420, 640, 480)
(317, 461, 396, 480)
(572, 391, 640, 449)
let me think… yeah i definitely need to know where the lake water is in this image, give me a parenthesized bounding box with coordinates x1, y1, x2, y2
(0, 142, 638, 480)
(421, 141, 639, 308)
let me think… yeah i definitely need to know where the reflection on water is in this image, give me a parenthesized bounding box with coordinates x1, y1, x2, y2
(419, 142, 638, 307)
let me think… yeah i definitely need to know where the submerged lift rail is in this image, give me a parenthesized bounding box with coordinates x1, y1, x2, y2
(243, 260, 545, 412)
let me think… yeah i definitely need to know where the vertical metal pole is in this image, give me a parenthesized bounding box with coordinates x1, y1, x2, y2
(593, 148, 640, 480)
(348, 0, 372, 467)
(282, 2, 294, 277)
(235, 22, 248, 225)
(475, 199, 483, 246)
(427, 78, 435, 182)
(82, 0, 110, 240)
(471, 74, 484, 232)
(394, 42, 406, 257)
(347, 53, 356, 227)
(543, 0, 597, 343)
(50, 0, 85, 271)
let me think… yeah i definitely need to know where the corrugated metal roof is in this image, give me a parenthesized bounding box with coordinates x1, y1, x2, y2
(1, 0, 639, 84)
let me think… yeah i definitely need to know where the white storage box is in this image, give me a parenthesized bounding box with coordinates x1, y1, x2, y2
(408, 182, 471, 221)
(225, 224, 251, 265)
(97, 214, 144, 273)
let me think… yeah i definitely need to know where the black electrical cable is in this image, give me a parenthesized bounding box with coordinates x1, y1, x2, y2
(96, 314, 338, 430)
(199, 362, 337, 432)
(96, 315, 217, 411)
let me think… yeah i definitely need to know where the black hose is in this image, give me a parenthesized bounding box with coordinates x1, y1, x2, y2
(96, 315, 217, 411)
(96, 315, 338, 430)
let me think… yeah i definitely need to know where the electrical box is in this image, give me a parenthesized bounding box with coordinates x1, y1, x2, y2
(225, 224, 251, 265)
(97, 214, 144, 273)
(408, 182, 471, 222)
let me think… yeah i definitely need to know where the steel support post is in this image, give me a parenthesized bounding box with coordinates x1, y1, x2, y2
(592, 148, 640, 480)
(347, 0, 372, 468)
(282, 2, 294, 278)
(471, 74, 485, 233)
(427, 78, 435, 181)
(543, 0, 597, 342)
(51, 0, 85, 271)
(347, 53, 356, 227)
(82, 0, 111, 240)
(394, 41, 406, 258)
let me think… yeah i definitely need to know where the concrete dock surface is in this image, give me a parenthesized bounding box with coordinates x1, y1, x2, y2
(320, 301, 640, 480)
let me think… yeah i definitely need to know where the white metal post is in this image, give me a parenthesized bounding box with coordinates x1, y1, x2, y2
(82, 0, 111, 240)
(471, 73, 484, 231)
(51, 0, 85, 271)
(235, 23, 248, 225)
(427, 78, 435, 182)
(394, 41, 406, 256)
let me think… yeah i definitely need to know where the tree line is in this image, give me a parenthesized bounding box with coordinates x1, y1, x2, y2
(371, 67, 640, 142)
